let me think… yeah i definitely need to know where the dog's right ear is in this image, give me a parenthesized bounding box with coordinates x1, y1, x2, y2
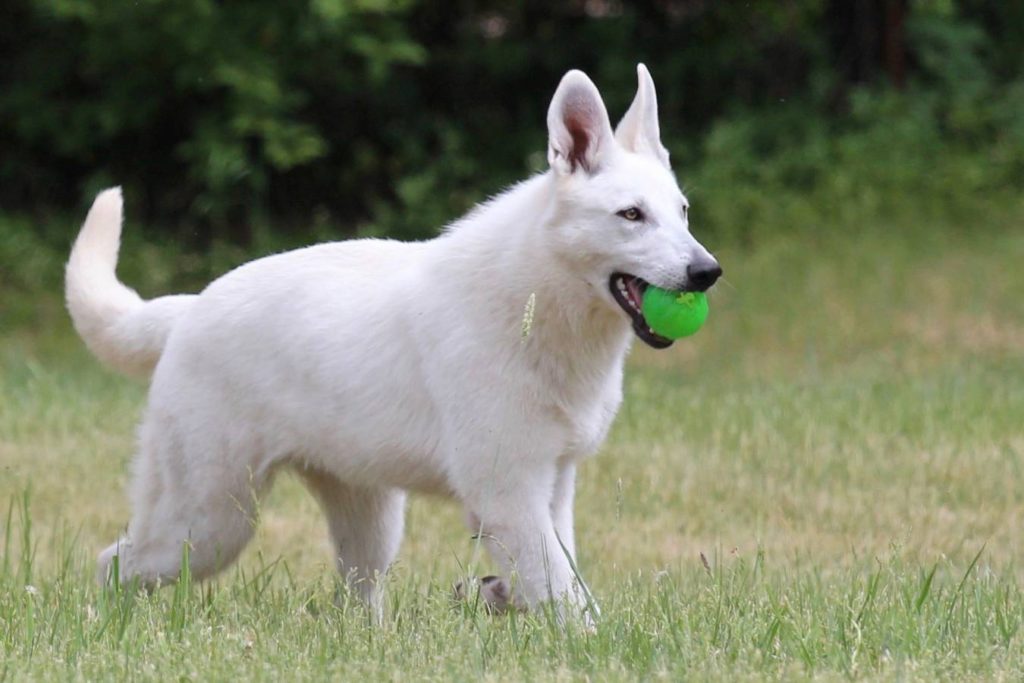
(547, 70, 614, 175)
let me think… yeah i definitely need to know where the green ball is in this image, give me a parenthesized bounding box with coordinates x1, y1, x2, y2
(641, 287, 709, 339)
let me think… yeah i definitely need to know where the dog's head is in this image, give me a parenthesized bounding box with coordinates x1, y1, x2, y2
(545, 65, 721, 349)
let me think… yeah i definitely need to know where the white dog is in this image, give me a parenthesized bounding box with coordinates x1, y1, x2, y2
(66, 65, 720, 620)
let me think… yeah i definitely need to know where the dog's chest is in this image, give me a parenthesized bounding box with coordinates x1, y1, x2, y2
(542, 354, 625, 460)
(566, 393, 621, 460)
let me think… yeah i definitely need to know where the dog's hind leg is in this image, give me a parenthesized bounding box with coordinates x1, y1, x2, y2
(298, 469, 406, 615)
(98, 414, 272, 588)
(98, 474, 268, 589)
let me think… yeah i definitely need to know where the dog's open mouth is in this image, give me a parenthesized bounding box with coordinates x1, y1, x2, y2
(609, 273, 674, 349)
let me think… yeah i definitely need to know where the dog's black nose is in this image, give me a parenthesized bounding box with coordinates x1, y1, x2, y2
(686, 260, 722, 292)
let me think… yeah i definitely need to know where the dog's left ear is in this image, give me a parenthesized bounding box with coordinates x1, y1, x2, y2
(615, 64, 671, 168)
(547, 70, 615, 175)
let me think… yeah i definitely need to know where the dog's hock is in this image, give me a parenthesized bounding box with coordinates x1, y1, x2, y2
(615, 63, 671, 168)
(547, 70, 614, 175)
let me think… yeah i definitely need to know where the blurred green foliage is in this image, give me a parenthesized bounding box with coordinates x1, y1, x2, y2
(0, 0, 1021, 250)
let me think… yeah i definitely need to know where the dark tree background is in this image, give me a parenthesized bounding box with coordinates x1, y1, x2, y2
(1, 0, 1021, 248)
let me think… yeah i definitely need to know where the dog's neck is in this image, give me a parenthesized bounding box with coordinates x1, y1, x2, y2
(438, 172, 633, 399)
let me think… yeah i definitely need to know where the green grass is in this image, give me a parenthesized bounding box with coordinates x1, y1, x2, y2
(2, 217, 1024, 680)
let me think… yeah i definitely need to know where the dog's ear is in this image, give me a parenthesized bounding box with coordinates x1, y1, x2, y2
(547, 70, 614, 175)
(615, 64, 671, 168)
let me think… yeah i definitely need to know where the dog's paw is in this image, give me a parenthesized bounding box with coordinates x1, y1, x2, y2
(452, 575, 525, 615)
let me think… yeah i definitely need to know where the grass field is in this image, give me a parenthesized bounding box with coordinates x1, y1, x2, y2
(2, 214, 1024, 680)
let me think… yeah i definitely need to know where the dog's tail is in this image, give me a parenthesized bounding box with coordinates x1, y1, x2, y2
(65, 187, 197, 377)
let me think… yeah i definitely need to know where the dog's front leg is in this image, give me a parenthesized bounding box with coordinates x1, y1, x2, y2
(456, 461, 592, 623)
(549, 460, 600, 622)
(550, 461, 577, 564)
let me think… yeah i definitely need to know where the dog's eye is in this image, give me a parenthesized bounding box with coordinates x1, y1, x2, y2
(617, 207, 643, 222)
(682, 205, 689, 220)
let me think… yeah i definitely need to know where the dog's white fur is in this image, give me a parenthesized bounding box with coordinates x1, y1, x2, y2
(66, 65, 717, 620)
